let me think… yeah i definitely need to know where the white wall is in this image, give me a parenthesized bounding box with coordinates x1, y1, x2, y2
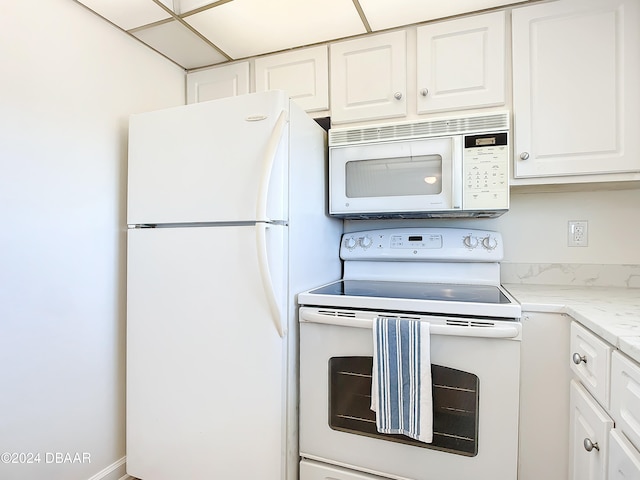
(0, 1, 184, 479)
(496, 188, 640, 265)
(345, 187, 640, 264)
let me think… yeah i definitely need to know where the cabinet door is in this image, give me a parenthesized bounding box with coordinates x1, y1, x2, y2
(416, 11, 505, 114)
(186, 61, 250, 104)
(512, 0, 640, 179)
(254, 46, 328, 113)
(330, 31, 407, 124)
(611, 351, 640, 452)
(569, 380, 613, 480)
(608, 430, 640, 480)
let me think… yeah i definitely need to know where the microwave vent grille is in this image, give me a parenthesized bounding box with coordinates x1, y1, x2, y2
(329, 112, 509, 146)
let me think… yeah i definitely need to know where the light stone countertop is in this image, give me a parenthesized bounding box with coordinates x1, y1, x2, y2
(503, 284, 640, 363)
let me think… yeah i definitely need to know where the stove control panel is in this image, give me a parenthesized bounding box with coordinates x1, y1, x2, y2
(340, 228, 503, 261)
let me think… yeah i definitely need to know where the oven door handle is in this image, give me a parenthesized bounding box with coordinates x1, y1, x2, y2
(299, 310, 520, 339)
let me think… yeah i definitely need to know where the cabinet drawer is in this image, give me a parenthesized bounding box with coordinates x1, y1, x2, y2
(611, 351, 640, 452)
(570, 322, 612, 409)
(301, 459, 387, 480)
(608, 430, 640, 480)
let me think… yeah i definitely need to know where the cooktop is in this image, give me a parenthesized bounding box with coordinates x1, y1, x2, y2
(308, 279, 512, 305)
(298, 228, 521, 319)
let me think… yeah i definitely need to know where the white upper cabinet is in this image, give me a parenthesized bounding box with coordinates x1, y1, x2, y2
(511, 0, 640, 181)
(416, 11, 506, 114)
(254, 46, 329, 113)
(330, 30, 407, 124)
(186, 62, 250, 104)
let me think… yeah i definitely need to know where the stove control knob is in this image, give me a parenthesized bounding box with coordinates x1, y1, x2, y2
(463, 235, 478, 249)
(482, 235, 498, 250)
(360, 235, 373, 249)
(344, 237, 357, 250)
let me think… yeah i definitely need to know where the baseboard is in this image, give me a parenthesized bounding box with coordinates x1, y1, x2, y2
(87, 456, 134, 480)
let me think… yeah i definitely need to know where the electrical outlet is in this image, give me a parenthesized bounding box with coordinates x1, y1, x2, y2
(568, 220, 588, 247)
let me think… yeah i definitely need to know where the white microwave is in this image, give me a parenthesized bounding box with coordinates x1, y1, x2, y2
(329, 112, 510, 219)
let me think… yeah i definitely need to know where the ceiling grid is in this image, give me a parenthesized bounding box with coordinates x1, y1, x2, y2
(74, 0, 535, 70)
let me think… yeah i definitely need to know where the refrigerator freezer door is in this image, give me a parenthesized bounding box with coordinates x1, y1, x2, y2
(126, 225, 287, 480)
(127, 91, 289, 225)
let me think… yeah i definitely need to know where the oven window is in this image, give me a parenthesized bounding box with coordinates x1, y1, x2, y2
(328, 356, 479, 456)
(345, 155, 443, 198)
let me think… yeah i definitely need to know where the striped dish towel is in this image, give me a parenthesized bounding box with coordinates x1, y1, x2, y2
(371, 317, 433, 443)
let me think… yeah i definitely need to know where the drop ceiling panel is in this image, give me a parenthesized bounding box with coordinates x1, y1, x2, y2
(359, 0, 527, 31)
(78, 0, 171, 31)
(184, 0, 366, 59)
(175, 0, 223, 14)
(76, 0, 538, 70)
(132, 20, 228, 69)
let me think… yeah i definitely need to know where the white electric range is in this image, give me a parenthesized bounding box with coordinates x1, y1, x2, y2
(297, 227, 522, 480)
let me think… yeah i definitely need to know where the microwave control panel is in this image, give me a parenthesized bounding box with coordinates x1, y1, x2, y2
(463, 132, 509, 210)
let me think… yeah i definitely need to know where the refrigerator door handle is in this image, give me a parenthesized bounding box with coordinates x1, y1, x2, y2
(256, 223, 285, 338)
(256, 110, 288, 222)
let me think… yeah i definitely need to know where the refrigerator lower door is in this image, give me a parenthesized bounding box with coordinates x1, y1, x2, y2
(126, 224, 287, 480)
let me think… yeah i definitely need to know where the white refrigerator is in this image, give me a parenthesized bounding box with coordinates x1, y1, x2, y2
(126, 91, 342, 480)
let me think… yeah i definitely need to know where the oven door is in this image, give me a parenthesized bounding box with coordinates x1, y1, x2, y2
(329, 136, 463, 217)
(299, 307, 521, 480)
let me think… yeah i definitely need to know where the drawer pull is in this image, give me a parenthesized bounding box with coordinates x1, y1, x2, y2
(583, 438, 599, 452)
(572, 353, 587, 365)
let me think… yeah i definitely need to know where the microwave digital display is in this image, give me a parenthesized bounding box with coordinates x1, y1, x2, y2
(465, 133, 508, 148)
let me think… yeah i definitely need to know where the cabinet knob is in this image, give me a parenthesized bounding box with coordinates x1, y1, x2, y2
(572, 353, 587, 365)
(420, 88, 429, 97)
(394, 92, 403, 100)
(519, 152, 530, 160)
(583, 438, 599, 452)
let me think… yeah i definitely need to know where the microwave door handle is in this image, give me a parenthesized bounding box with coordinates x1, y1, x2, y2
(256, 110, 288, 223)
(452, 136, 463, 210)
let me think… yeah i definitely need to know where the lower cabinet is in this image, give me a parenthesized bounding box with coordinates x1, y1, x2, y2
(609, 430, 640, 479)
(609, 350, 640, 479)
(611, 351, 640, 451)
(569, 321, 640, 480)
(569, 380, 613, 480)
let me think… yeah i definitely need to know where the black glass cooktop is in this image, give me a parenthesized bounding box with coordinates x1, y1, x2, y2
(309, 280, 512, 305)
